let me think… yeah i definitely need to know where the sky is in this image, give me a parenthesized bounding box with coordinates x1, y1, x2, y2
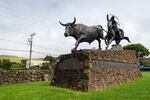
(0, 0, 149, 58)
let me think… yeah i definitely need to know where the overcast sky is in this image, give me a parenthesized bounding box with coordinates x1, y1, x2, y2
(0, 0, 149, 58)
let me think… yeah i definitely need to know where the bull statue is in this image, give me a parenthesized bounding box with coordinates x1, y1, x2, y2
(59, 17, 105, 51)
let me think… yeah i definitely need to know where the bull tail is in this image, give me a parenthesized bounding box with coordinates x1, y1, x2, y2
(101, 27, 108, 33)
(96, 25, 106, 40)
(97, 25, 108, 33)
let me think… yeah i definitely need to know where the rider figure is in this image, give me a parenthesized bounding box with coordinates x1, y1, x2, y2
(107, 15, 123, 38)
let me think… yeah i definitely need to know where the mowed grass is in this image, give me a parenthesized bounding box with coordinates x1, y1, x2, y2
(0, 72, 150, 100)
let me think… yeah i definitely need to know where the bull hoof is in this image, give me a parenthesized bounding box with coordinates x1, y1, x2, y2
(98, 48, 102, 50)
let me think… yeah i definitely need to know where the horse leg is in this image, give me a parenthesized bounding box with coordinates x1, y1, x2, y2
(105, 38, 110, 50)
(115, 40, 121, 44)
(105, 36, 108, 45)
(115, 40, 118, 44)
(106, 37, 114, 50)
(97, 38, 101, 50)
(124, 37, 131, 43)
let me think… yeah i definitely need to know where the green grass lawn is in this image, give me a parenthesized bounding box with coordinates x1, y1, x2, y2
(0, 72, 150, 100)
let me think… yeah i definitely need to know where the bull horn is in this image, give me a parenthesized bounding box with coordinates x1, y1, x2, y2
(59, 21, 66, 26)
(71, 17, 76, 25)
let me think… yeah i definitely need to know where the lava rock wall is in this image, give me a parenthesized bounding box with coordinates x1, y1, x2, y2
(52, 50, 141, 91)
(0, 70, 53, 85)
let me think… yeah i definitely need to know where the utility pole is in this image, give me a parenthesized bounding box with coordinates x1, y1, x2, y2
(28, 33, 36, 68)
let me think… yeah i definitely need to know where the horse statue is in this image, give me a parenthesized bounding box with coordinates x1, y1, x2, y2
(105, 14, 131, 50)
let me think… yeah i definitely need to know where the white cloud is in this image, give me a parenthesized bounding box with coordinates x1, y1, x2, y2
(0, 0, 149, 57)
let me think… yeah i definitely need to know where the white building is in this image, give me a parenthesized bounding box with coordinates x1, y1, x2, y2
(26, 60, 48, 69)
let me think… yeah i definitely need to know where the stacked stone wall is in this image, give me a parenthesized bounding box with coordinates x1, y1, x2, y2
(0, 70, 53, 85)
(52, 50, 141, 91)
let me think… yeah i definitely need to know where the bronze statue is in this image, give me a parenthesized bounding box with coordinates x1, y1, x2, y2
(59, 17, 105, 51)
(105, 14, 131, 50)
(59, 15, 131, 51)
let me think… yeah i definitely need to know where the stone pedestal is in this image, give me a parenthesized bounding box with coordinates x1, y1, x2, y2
(110, 44, 123, 51)
(52, 50, 141, 91)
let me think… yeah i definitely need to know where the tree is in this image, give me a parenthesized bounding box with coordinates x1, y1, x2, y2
(142, 58, 150, 66)
(123, 43, 150, 57)
(0, 59, 12, 70)
(43, 55, 57, 68)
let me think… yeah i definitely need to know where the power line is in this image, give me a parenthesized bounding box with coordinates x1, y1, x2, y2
(0, 37, 51, 51)
(0, 11, 52, 34)
(0, 48, 29, 52)
(0, 47, 55, 55)
(32, 51, 59, 57)
(33, 42, 67, 53)
(0, 2, 64, 49)
(33, 51, 52, 55)
(0, 38, 27, 45)
(0, 37, 67, 53)
(35, 34, 62, 42)
(0, 1, 58, 32)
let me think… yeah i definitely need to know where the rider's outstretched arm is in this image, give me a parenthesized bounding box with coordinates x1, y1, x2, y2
(107, 15, 109, 21)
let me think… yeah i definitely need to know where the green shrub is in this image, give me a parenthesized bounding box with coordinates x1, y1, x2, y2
(0, 59, 12, 70)
(123, 43, 150, 57)
(40, 63, 50, 70)
(11, 63, 26, 70)
(43, 55, 58, 68)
